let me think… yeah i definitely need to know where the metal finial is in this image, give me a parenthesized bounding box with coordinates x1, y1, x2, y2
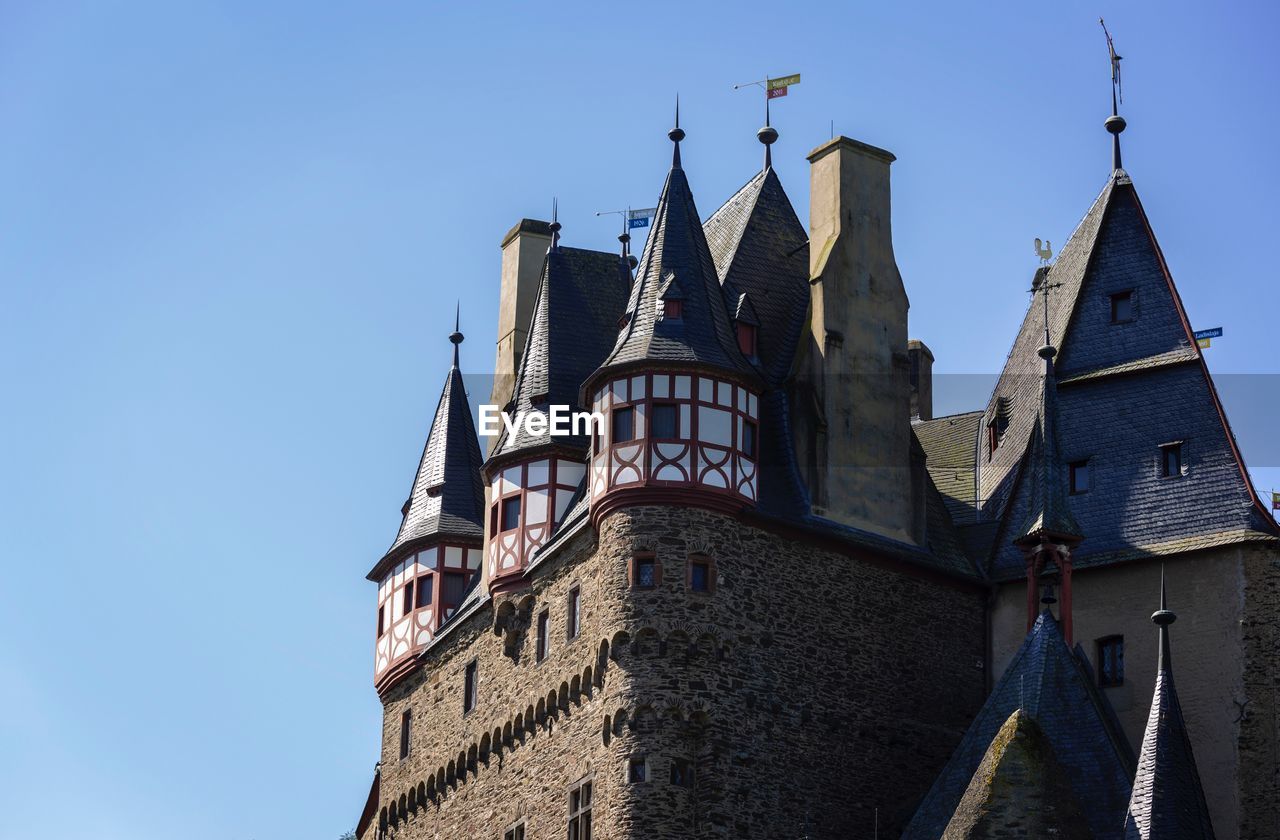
(1100, 19, 1127, 171)
(1040, 581, 1058, 605)
(449, 302, 464, 367)
(668, 95, 685, 168)
(1152, 563, 1177, 671)
(549, 198, 561, 251)
(757, 93, 778, 170)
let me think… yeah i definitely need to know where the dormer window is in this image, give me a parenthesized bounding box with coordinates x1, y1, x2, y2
(1160, 442, 1184, 478)
(736, 322, 757, 357)
(663, 299, 683, 320)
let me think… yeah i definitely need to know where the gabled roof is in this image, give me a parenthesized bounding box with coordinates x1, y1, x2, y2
(589, 135, 758, 392)
(703, 167, 810, 388)
(489, 245, 630, 462)
(903, 612, 1134, 840)
(975, 170, 1277, 578)
(1124, 582, 1216, 839)
(369, 342, 485, 580)
(942, 710, 1092, 840)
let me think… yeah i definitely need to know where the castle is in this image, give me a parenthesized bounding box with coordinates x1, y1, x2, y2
(351, 92, 1280, 839)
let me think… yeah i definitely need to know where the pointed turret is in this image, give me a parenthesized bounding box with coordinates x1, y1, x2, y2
(482, 216, 630, 593)
(1014, 334, 1082, 544)
(368, 323, 486, 692)
(583, 114, 764, 524)
(1124, 573, 1217, 839)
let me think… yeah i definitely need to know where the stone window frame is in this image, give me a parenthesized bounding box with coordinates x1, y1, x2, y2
(670, 757, 696, 788)
(535, 608, 550, 664)
(463, 658, 479, 716)
(567, 774, 594, 840)
(630, 551, 662, 591)
(627, 754, 650, 784)
(502, 818, 526, 840)
(566, 584, 582, 642)
(399, 708, 412, 760)
(687, 554, 716, 595)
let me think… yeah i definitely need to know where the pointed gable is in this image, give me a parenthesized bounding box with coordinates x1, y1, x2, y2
(977, 172, 1277, 577)
(904, 612, 1134, 840)
(593, 153, 757, 386)
(703, 167, 810, 388)
(942, 710, 1092, 840)
(369, 357, 485, 580)
(489, 245, 631, 460)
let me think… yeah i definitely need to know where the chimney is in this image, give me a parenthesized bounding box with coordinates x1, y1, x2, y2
(908, 340, 934, 421)
(490, 219, 553, 419)
(801, 136, 920, 544)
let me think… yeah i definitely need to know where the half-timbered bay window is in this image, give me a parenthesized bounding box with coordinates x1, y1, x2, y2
(487, 457, 587, 590)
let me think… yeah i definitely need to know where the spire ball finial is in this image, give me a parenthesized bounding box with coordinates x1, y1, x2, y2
(668, 125, 685, 143)
(757, 125, 778, 145)
(1105, 114, 1127, 136)
(1038, 343, 1057, 360)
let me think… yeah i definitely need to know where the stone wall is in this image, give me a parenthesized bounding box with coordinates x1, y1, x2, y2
(368, 505, 986, 839)
(990, 546, 1280, 840)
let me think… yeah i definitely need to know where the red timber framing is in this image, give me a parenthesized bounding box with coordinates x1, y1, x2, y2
(588, 370, 759, 526)
(487, 456, 586, 593)
(374, 541, 482, 691)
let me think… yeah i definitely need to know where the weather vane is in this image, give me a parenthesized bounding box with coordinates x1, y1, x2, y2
(1100, 18, 1123, 105)
(1034, 238, 1053, 265)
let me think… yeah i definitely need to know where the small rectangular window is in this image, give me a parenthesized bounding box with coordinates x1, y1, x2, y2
(463, 660, 478, 713)
(442, 571, 468, 609)
(500, 495, 522, 531)
(737, 322, 757, 357)
(489, 503, 498, 534)
(612, 406, 635, 443)
(652, 403, 679, 439)
(1069, 460, 1090, 495)
(689, 559, 712, 593)
(567, 586, 581, 640)
(1161, 443, 1183, 478)
(1110, 291, 1134, 323)
(633, 555, 657, 590)
(663, 299, 682, 320)
(741, 420, 758, 459)
(415, 575, 433, 609)
(403, 579, 416, 614)
(670, 758, 695, 788)
(568, 779, 593, 840)
(1098, 636, 1124, 686)
(399, 710, 412, 759)
(536, 609, 550, 663)
(377, 604, 385, 637)
(503, 822, 526, 840)
(628, 756, 648, 783)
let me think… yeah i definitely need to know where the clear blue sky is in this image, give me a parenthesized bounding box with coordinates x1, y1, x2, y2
(2, 2, 1277, 838)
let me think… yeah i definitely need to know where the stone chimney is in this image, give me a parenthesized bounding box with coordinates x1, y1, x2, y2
(799, 136, 920, 544)
(908, 339, 934, 421)
(490, 219, 553, 418)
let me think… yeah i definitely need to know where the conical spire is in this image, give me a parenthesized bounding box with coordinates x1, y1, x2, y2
(369, 323, 486, 579)
(1123, 570, 1217, 839)
(1016, 289, 1082, 543)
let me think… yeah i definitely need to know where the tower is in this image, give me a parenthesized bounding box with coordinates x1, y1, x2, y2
(367, 319, 486, 693)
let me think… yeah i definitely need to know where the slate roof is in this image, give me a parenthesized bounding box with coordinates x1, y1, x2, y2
(703, 166, 810, 388)
(369, 343, 486, 580)
(914, 412, 983, 526)
(962, 170, 1277, 577)
(1124, 585, 1217, 839)
(903, 611, 1135, 840)
(942, 710, 1092, 840)
(1013, 341, 1082, 543)
(488, 245, 631, 462)
(589, 134, 759, 391)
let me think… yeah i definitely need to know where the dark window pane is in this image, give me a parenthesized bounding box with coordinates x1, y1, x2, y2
(582, 811, 591, 840)
(612, 407, 635, 443)
(663, 299, 682, 319)
(1162, 444, 1182, 477)
(671, 759, 694, 787)
(629, 757, 647, 782)
(1070, 461, 1090, 494)
(443, 572, 468, 605)
(377, 605, 385, 637)
(400, 710, 411, 759)
(737, 323, 756, 356)
(1111, 291, 1133, 322)
(403, 579, 415, 613)
(1098, 637, 1124, 686)
(690, 561, 710, 593)
(582, 781, 591, 806)
(464, 661, 477, 712)
(537, 610, 549, 662)
(741, 421, 757, 458)
(501, 496, 522, 531)
(416, 575, 433, 608)
(635, 558, 656, 589)
(652, 404, 678, 439)
(567, 587, 580, 638)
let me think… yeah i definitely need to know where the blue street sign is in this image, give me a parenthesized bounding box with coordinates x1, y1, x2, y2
(1194, 327, 1223, 340)
(628, 217, 650, 229)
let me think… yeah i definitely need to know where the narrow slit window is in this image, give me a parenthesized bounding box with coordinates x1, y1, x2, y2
(536, 609, 550, 663)
(737, 322, 757, 357)
(741, 420, 758, 459)
(1161, 443, 1184, 478)
(377, 604, 385, 637)
(399, 710, 412, 759)
(463, 660, 478, 714)
(567, 586, 581, 640)
(1098, 636, 1124, 686)
(403, 578, 415, 614)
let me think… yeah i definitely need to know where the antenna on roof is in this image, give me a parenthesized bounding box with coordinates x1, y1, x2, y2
(1100, 18, 1127, 171)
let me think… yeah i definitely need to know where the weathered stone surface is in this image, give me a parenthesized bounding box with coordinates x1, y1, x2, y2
(367, 506, 986, 839)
